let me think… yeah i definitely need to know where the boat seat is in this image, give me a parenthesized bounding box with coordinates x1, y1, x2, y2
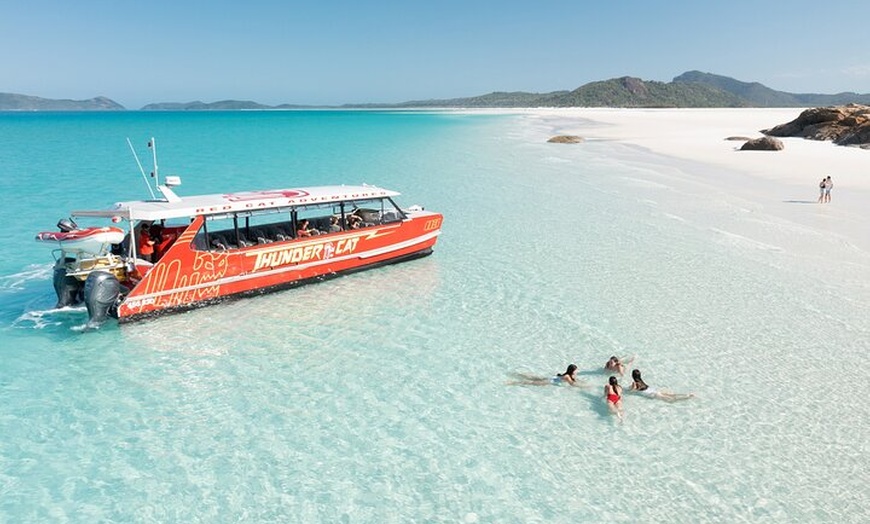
(244, 226, 269, 244)
(274, 224, 293, 241)
(255, 230, 272, 244)
(309, 217, 331, 233)
(210, 233, 231, 251)
(263, 226, 286, 242)
(238, 237, 255, 248)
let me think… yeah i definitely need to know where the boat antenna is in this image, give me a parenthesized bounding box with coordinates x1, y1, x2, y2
(127, 137, 156, 200)
(149, 137, 159, 188)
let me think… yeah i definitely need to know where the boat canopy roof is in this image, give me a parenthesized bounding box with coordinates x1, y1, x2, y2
(72, 185, 401, 222)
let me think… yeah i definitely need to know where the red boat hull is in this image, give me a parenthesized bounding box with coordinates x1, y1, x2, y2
(117, 213, 442, 321)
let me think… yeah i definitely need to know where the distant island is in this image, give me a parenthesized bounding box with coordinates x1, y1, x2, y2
(3, 71, 870, 111)
(0, 93, 123, 111)
(138, 100, 311, 111)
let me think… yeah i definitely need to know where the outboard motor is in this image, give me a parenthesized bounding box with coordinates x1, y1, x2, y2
(83, 271, 121, 328)
(57, 217, 79, 232)
(52, 258, 83, 308)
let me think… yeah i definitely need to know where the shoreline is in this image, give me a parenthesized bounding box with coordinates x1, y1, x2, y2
(463, 107, 870, 255)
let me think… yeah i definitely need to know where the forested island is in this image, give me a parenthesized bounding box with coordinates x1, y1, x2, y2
(3, 71, 870, 111)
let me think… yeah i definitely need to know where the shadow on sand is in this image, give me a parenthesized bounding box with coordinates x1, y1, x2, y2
(782, 199, 819, 204)
(576, 389, 618, 421)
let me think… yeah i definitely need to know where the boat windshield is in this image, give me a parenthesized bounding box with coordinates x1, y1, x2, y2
(191, 197, 405, 251)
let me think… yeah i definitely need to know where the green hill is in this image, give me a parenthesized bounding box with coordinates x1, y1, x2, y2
(673, 70, 870, 106)
(356, 91, 569, 108)
(141, 100, 271, 110)
(0, 93, 124, 110)
(541, 76, 748, 107)
(373, 72, 870, 108)
(4, 71, 870, 110)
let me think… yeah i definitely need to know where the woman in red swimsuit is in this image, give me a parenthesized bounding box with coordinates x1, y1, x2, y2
(604, 376, 624, 421)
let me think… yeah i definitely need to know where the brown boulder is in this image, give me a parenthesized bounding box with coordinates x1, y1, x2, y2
(835, 119, 870, 149)
(740, 136, 784, 151)
(763, 104, 870, 148)
(547, 135, 584, 144)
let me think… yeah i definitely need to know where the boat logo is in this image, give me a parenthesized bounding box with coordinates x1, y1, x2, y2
(323, 242, 336, 259)
(249, 236, 359, 271)
(224, 189, 310, 202)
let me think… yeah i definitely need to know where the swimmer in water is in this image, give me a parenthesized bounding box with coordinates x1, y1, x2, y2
(507, 364, 582, 386)
(604, 375, 624, 421)
(604, 355, 634, 376)
(629, 369, 694, 402)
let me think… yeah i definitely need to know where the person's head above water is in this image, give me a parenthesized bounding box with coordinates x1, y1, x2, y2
(556, 364, 577, 379)
(609, 376, 619, 387)
(631, 369, 641, 380)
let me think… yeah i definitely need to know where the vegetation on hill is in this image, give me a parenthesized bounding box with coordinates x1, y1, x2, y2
(3, 71, 870, 110)
(0, 93, 124, 110)
(673, 70, 870, 106)
(358, 72, 870, 109)
(358, 91, 570, 108)
(141, 100, 271, 110)
(539, 76, 748, 108)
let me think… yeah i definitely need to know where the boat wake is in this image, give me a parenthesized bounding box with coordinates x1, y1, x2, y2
(0, 264, 81, 329)
(13, 305, 87, 330)
(0, 264, 52, 293)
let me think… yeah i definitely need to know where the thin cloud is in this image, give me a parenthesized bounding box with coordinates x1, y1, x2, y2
(842, 64, 870, 78)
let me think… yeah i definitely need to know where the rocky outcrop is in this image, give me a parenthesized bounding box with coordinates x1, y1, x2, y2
(763, 104, 870, 149)
(740, 137, 784, 151)
(547, 135, 584, 144)
(621, 77, 649, 98)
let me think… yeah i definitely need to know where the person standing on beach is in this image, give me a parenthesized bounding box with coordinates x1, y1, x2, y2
(824, 175, 833, 203)
(817, 177, 827, 203)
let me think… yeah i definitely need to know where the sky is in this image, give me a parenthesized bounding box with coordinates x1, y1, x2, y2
(2, 0, 869, 109)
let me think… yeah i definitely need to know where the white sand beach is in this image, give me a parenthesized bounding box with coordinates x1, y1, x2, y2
(539, 108, 868, 187)
(502, 107, 870, 253)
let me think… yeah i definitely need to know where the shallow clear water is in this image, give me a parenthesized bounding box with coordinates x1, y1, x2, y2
(0, 111, 868, 522)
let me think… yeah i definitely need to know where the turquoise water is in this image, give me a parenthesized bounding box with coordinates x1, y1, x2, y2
(1, 111, 868, 522)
